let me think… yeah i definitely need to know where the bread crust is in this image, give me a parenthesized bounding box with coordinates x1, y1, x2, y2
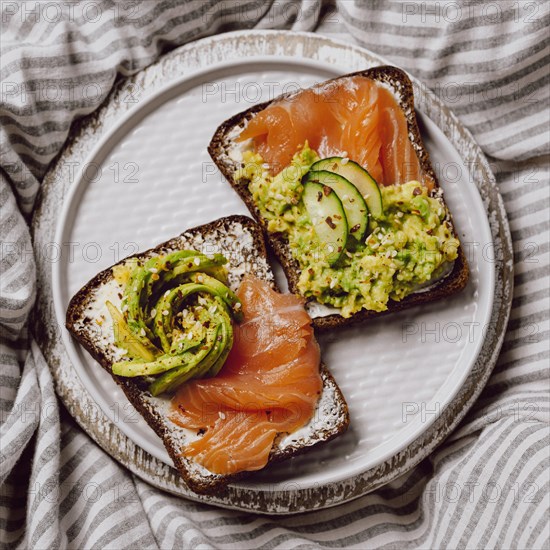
(208, 66, 469, 330)
(66, 215, 350, 495)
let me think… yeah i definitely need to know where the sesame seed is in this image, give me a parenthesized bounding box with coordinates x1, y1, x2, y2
(194, 257, 200, 266)
(274, 193, 284, 201)
(149, 267, 158, 273)
(219, 412, 226, 420)
(197, 275, 204, 282)
(187, 332, 194, 340)
(140, 328, 146, 336)
(162, 310, 169, 316)
(341, 157, 349, 165)
(150, 308, 157, 317)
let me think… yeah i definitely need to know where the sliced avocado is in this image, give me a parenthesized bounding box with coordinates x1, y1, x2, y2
(302, 180, 348, 266)
(169, 328, 204, 356)
(111, 344, 208, 378)
(148, 324, 221, 396)
(174, 296, 231, 384)
(168, 253, 227, 280)
(106, 301, 159, 361)
(153, 283, 220, 353)
(311, 157, 383, 221)
(199, 297, 233, 378)
(187, 323, 226, 380)
(187, 272, 243, 322)
(124, 251, 199, 341)
(145, 252, 227, 320)
(124, 251, 227, 342)
(303, 170, 369, 242)
(146, 296, 234, 395)
(113, 249, 240, 395)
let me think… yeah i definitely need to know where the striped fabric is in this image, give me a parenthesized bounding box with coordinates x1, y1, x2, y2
(1, 1, 549, 547)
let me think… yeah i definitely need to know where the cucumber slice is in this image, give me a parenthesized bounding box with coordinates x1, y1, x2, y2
(303, 170, 369, 242)
(311, 157, 383, 220)
(302, 181, 348, 266)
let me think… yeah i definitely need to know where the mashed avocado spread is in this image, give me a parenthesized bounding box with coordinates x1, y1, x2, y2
(236, 144, 459, 317)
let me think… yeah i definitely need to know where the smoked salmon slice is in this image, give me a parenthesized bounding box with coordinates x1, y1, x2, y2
(169, 275, 322, 475)
(238, 75, 432, 189)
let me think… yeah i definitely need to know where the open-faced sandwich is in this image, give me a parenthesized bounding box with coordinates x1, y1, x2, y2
(209, 66, 469, 329)
(66, 216, 349, 495)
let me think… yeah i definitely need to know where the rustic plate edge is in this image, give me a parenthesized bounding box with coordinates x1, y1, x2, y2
(30, 30, 513, 515)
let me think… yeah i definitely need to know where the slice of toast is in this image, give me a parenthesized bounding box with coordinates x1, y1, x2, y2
(208, 66, 469, 330)
(65, 215, 349, 495)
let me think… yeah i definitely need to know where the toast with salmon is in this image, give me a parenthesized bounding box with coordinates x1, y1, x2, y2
(66, 215, 349, 495)
(208, 66, 469, 330)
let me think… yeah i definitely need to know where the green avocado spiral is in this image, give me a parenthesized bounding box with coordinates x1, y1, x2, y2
(107, 250, 242, 396)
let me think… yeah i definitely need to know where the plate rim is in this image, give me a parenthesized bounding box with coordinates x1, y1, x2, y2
(32, 29, 513, 514)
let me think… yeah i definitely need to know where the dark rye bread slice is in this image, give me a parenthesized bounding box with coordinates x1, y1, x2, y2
(208, 66, 469, 330)
(66, 215, 349, 496)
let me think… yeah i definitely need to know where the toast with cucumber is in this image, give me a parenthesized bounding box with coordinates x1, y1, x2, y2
(208, 66, 469, 329)
(66, 216, 349, 495)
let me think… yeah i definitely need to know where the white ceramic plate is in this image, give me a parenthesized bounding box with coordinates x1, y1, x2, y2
(40, 31, 510, 513)
(53, 56, 494, 490)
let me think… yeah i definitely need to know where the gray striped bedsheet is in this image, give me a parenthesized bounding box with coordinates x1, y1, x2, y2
(1, 1, 548, 548)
